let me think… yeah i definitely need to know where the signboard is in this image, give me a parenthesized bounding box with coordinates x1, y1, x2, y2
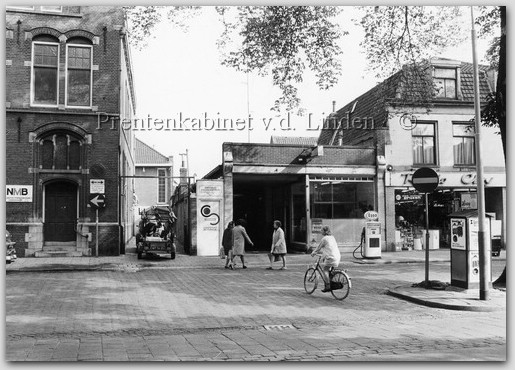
(467, 217, 479, 251)
(311, 218, 323, 233)
(364, 210, 379, 221)
(388, 171, 505, 188)
(89, 193, 106, 209)
(460, 193, 478, 210)
(197, 200, 221, 256)
(450, 218, 466, 250)
(411, 167, 439, 193)
(395, 190, 423, 204)
(90, 179, 105, 194)
(6, 185, 33, 202)
(197, 180, 223, 198)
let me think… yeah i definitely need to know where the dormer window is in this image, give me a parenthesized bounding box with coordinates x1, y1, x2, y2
(434, 67, 457, 99)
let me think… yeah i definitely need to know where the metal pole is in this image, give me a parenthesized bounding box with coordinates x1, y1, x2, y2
(471, 6, 490, 300)
(425, 193, 430, 285)
(96, 208, 99, 257)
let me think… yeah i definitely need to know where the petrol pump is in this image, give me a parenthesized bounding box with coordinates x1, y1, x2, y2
(362, 211, 382, 259)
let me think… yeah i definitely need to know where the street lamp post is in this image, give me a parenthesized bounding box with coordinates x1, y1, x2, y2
(470, 6, 491, 300)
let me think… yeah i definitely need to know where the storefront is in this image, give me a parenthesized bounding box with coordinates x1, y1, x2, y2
(210, 142, 384, 254)
(387, 170, 506, 251)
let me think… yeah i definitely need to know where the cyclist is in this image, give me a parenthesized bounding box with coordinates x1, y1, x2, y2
(310, 225, 341, 292)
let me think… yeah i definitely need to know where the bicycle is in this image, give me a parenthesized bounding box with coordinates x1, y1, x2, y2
(304, 254, 351, 300)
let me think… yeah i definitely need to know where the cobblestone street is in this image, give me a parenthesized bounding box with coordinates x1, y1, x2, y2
(5, 251, 506, 361)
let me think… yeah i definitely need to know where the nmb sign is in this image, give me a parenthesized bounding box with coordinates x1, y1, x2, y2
(6, 185, 33, 202)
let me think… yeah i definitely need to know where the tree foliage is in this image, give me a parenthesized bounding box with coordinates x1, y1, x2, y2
(358, 6, 468, 79)
(125, 6, 345, 113)
(215, 6, 345, 113)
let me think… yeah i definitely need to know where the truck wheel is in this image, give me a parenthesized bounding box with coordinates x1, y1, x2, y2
(137, 252, 142, 259)
(171, 252, 176, 260)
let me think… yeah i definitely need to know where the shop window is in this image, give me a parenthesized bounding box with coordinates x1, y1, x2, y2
(310, 182, 374, 219)
(66, 41, 92, 107)
(39, 133, 82, 170)
(412, 122, 436, 165)
(32, 40, 59, 106)
(158, 169, 167, 203)
(453, 122, 475, 165)
(434, 68, 457, 99)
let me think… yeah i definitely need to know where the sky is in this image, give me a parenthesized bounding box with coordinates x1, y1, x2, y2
(129, 6, 492, 180)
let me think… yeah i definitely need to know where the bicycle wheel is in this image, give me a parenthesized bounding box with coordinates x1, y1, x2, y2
(304, 268, 318, 294)
(330, 270, 351, 300)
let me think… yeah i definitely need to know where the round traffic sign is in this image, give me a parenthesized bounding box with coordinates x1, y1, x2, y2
(411, 167, 439, 193)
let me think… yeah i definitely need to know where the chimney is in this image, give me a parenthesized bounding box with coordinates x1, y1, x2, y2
(332, 100, 336, 113)
(179, 167, 187, 185)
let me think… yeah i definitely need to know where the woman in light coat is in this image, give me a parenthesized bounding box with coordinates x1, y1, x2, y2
(231, 219, 254, 269)
(267, 220, 287, 270)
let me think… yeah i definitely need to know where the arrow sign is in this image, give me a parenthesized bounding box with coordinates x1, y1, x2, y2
(412, 167, 439, 193)
(89, 193, 106, 209)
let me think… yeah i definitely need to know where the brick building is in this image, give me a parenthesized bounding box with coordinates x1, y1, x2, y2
(5, 6, 136, 256)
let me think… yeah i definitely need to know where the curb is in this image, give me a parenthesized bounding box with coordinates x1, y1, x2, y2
(386, 286, 505, 312)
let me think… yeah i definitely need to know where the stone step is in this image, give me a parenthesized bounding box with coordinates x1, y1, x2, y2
(44, 241, 76, 247)
(43, 241, 77, 251)
(35, 250, 83, 258)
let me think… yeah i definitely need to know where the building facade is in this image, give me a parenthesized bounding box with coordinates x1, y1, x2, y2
(318, 58, 506, 251)
(202, 142, 383, 254)
(133, 138, 174, 232)
(5, 6, 136, 256)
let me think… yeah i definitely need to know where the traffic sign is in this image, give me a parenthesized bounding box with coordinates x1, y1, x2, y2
(412, 167, 439, 193)
(90, 179, 105, 194)
(89, 193, 106, 209)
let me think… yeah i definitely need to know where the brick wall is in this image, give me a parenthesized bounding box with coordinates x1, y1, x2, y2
(5, 6, 133, 256)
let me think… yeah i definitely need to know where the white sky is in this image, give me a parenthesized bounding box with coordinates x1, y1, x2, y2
(130, 6, 491, 179)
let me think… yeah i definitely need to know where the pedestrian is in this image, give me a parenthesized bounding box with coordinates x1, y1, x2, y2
(310, 225, 341, 292)
(231, 219, 254, 269)
(222, 221, 234, 269)
(267, 220, 287, 270)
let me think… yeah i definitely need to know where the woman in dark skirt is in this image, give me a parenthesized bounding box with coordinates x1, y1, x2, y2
(222, 221, 234, 269)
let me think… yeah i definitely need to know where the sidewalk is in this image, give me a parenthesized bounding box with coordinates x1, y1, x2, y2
(6, 246, 506, 312)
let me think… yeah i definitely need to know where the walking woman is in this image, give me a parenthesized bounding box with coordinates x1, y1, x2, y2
(222, 221, 234, 269)
(231, 219, 254, 269)
(267, 220, 287, 270)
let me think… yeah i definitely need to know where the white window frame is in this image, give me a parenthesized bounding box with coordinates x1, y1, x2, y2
(6, 6, 35, 10)
(157, 168, 167, 204)
(411, 121, 438, 166)
(31, 41, 60, 108)
(452, 122, 476, 166)
(434, 67, 457, 99)
(41, 6, 63, 12)
(65, 43, 93, 109)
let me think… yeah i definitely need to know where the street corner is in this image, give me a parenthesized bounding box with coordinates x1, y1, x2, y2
(387, 283, 506, 312)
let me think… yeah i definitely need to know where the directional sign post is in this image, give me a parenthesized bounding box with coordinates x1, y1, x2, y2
(89, 193, 106, 257)
(412, 167, 439, 287)
(89, 194, 106, 209)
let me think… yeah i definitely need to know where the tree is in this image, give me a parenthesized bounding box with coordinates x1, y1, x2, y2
(126, 6, 345, 114)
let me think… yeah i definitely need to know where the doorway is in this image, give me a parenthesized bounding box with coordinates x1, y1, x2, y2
(44, 181, 78, 242)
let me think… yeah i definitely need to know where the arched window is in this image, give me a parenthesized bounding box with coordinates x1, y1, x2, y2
(39, 131, 83, 170)
(32, 35, 59, 106)
(66, 37, 93, 107)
